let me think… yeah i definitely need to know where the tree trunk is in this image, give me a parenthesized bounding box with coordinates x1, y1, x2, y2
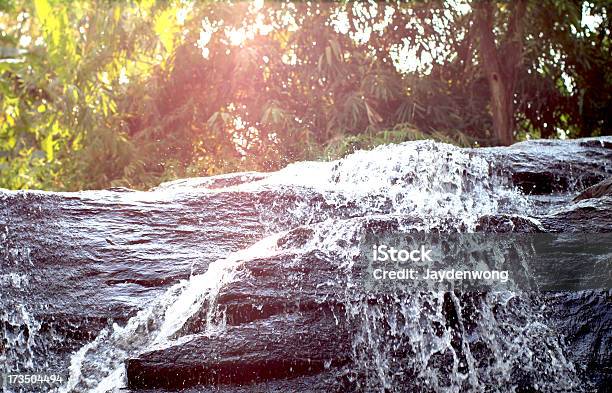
(484, 55, 515, 146)
(474, 0, 527, 146)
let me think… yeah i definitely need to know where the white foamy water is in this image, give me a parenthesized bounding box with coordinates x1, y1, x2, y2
(58, 235, 283, 392)
(247, 141, 531, 233)
(269, 214, 581, 392)
(1, 304, 41, 370)
(16, 140, 585, 392)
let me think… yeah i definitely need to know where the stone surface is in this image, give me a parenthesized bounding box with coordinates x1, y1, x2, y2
(2, 137, 611, 392)
(546, 290, 612, 389)
(128, 211, 611, 391)
(539, 196, 612, 232)
(0, 189, 266, 373)
(126, 312, 350, 390)
(573, 177, 612, 201)
(483, 138, 612, 195)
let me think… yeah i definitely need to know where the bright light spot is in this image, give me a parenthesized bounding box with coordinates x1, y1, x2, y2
(18, 35, 32, 47)
(557, 128, 568, 140)
(278, 4, 299, 32)
(233, 116, 246, 130)
(226, 27, 251, 46)
(350, 2, 376, 44)
(372, 6, 395, 34)
(224, 11, 273, 46)
(176, 3, 193, 26)
(197, 19, 216, 58)
(582, 3, 604, 32)
(252, 0, 264, 12)
(119, 67, 129, 85)
(561, 72, 575, 93)
(391, 38, 432, 74)
(281, 50, 297, 65)
(100, 72, 110, 85)
(330, 9, 350, 34)
(448, 0, 471, 16)
(255, 13, 273, 35)
(17, 11, 28, 22)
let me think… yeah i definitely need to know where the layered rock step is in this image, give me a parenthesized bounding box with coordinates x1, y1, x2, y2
(126, 312, 350, 390)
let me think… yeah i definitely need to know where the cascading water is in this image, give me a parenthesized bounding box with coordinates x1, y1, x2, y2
(59, 234, 284, 392)
(1, 139, 610, 392)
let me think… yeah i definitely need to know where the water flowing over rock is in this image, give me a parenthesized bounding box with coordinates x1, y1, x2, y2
(1, 138, 610, 392)
(573, 177, 612, 201)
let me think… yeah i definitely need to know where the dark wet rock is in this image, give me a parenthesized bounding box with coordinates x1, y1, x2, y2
(539, 196, 612, 232)
(511, 171, 570, 194)
(154, 172, 268, 191)
(579, 139, 612, 149)
(131, 214, 611, 391)
(126, 312, 350, 390)
(483, 138, 612, 195)
(546, 290, 612, 390)
(178, 250, 345, 334)
(107, 186, 137, 192)
(0, 190, 266, 373)
(476, 214, 543, 232)
(2, 137, 612, 392)
(128, 372, 346, 393)
(573, 177, 612, 202)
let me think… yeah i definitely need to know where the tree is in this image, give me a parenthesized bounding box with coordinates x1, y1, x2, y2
(474, 0, 527, 145)
(0, 1, 609, 190)
(0, 0, 181, 189)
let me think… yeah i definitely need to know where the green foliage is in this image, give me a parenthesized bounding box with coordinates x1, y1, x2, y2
(322, 124, 474, 160)
(0, 1, 609, 190)
(0, 0, 182, 190)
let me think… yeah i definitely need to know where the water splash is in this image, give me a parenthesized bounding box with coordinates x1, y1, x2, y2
(58, 235, 282, 392)
(250, 141, 530, 232)
(7, 140, 592, 392)
(1, 304, 41, 371)
(274, 216, 582, 392)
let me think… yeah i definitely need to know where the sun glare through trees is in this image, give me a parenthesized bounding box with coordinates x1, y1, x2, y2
(0, 0, 610, 190)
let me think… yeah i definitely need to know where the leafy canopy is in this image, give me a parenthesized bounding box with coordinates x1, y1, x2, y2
(0, 1, 609, 190)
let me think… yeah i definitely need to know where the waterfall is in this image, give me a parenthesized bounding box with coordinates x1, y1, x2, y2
(59, 234, 284, 392)
(2, 138, 610, 392)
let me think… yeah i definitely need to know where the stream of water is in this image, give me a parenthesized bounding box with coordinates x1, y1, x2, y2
(2, 139, 610, 392)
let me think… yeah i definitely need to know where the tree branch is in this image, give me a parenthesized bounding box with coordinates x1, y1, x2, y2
(474, 0, 501, 80)
(504, 0, 528, 79)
